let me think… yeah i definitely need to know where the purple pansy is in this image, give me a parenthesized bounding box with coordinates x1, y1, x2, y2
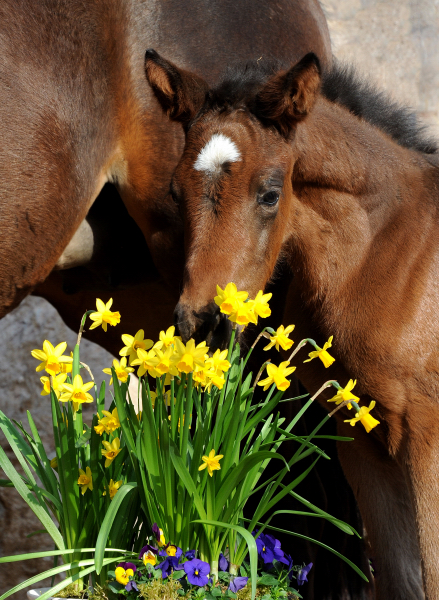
(155, 555, 180, 578)
(139, 544, 158, 560)
(263, 533, 288, 565)
(229, 577, 248, 593)
(184, 558, 210, 586)
(125, 580, 138, 592)
(219, 553, 229, 572)
(116, 561, 137, 573)
(184, 550, 196, 560)
(255, 534, 274, 563)
(297, 562, 313, 586)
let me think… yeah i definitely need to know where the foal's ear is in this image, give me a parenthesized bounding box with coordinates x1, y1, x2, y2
(145, 49, 209, 129)
(255, 53, 321, 137)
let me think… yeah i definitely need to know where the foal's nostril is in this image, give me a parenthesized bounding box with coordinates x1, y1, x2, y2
(173, 301, 231, 348)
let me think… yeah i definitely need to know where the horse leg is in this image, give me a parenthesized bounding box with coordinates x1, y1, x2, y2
(404, 405, 439, 600)
(337, 420, 424, 600)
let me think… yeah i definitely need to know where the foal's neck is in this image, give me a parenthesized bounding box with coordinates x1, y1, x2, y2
(289, 98, 438, 310)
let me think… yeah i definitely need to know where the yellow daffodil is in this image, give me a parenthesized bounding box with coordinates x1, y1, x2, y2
(158, 326, 181, 348)
(102, 357, 134, 385)
(258, 361, 296, 391)
(115, 566, 135, 585)
(131, 347, 160, 378)
(143, 551, 157, 566)
(59, 356, 73, 374)
(199, 449, 224, 477)
(304, 336, 335, 368)
(327, 379, 359, 409)
(154, 345, 179, 376)
(103, 479, 123, 499)
(31, 340, 73, 376)
(173, 339, 208, 374)
(252, 290, 272, 320)
(344, 401, 380, 433)
(193, 363, 209, 387)
(94, 408, 120, 435)
(89, 298, 121, 332)
(227, 299, 257, 326)
(59, 374, 94, 412)
(101, 437, 121, 467)
(204, 371, 226, 392)
(264, 324, 295, 352)
(214, 283, 248, 315)
(40, 373, 68, 399)
(77, 466, 93, 495)
(205, 349, 231, 376)
(120, 329, 153, 364)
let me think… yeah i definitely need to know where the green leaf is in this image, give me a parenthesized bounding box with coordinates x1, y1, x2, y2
(173, 570, 185, 580)
(257, 575, 278, 586)
(94, 482, 137, 572)
(192, 520, 258, 600)
(0, 446, 65, 550)
(75, 428, 92, 448)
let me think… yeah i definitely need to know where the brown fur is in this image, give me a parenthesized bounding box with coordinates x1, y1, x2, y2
(147, 52, 439, 599)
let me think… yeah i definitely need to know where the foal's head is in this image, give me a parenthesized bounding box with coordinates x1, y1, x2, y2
(144, 50, 321, 344)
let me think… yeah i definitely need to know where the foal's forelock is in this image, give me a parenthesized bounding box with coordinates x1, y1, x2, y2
(194, 133, 241, 174)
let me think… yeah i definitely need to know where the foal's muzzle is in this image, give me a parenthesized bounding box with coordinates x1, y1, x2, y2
(173, 301, 233, 351)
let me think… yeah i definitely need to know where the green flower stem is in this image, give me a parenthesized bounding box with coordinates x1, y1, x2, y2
(76, 310, 95, 347)
(286, 338, 311, 362)
(243, 327, 272, 368)
(252, 360, 271, 388)
(350, 401, 361, 413)
(211, 559, 219, 582)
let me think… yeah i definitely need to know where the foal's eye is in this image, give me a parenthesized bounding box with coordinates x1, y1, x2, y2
(259, 190, 280, 206)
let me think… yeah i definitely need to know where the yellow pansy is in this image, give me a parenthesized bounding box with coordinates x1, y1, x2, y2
(102, 357, 134, 385)
(120, 329, 153, 364)
(40, 373, 68, 399)
(101, 437, 121, 467)
(199, 449, 224, 477)
(264, 324, 295, 352)
(59, 374, 94, 412)
(103, 479, 123, 500)
(89, 298, 121, 332)
(31, 340, 73, 376)
(258, 361, 296, 391)
(143, 550, 157, 566)
(304, 336, 335, 368)
(115, 566, 134, 585)
(327, 379, 359, 409)
(77, 466, 93, 495)
(344, 401, 380, 433)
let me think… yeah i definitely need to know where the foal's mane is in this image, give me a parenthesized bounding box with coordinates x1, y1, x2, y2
(206, 59, 438, 155)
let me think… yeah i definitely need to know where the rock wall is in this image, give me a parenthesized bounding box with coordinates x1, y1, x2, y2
(1, 0, 439, 596)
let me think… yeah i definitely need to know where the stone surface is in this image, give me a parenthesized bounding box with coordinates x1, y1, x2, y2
(1, 1, 439, 597)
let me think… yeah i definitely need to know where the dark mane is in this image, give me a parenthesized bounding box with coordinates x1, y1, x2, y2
(206, 59, 438, 155)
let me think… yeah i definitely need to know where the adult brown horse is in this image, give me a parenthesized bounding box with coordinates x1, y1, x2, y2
(0, 0, 331, 359)
(144, 51, 439, 599)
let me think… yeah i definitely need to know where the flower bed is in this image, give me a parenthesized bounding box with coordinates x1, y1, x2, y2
(0, 284, 374, 600)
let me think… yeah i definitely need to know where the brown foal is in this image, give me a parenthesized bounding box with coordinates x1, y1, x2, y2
(145, 51, 439, 599)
